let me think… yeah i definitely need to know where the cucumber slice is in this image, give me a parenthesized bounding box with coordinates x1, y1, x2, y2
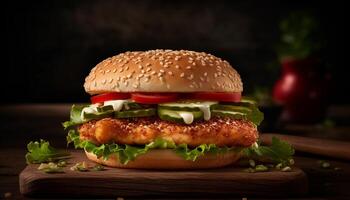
(241, 97, 258, 106)
(96, 105, 114, 112)
(159, 101, 217, 111)
(114, 108, 156, 118)
(123, 102, 143, 110)
(83, 110, 114, 121)
(211, 104, 252, 114)
(211, 110, 247, 120)
(158, 108, 203, 124)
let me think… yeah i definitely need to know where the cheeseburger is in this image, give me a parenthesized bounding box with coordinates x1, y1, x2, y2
(64, 49, 263, 169)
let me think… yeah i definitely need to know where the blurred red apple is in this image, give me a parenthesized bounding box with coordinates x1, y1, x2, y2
(273, 57, 330, 122)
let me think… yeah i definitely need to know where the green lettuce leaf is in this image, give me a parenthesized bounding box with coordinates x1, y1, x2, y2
(66, 130, 239, 164)
(247, 105, 264, 126)
(25, 139, 70, 164)
(62, 104, 87, 129)
(243, 136, 294, 165)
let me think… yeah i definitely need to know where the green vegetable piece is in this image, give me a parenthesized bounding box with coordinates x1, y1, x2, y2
(57, 160, 67, 167)
(255, 164, 269, 172)
(114, 108, 156, 118)
(91, 164, 105, 171)
(124, 102, 143, 110)
(97, 105, 114, 112)
(243, 168, 256, 173)
(211, 110, 247, 120)
(83, 110, 114, 120)
(321, 162, 330, 168)
(157, 108, 203, 124)
(281, 166, 292, 172)
(211, 103, 264, 126)
(25, 139, 70, 164)
(249, 159, 256, 167)
(70, 162, 89, 172)
(243, 137, 295, 165)
(38, 162, 64, 173)
(62, 104, 88, 129)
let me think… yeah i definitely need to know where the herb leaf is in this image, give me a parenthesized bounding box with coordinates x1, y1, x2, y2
(25, 139, 70, 164)
(243, 136, 295, 165)
(62, 104, 87, 129)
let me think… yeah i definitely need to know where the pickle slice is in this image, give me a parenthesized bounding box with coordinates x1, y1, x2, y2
(211, 104, 252, 114)
(83, 110, 114, 121)
(123, 102, 143, 110)
(158, 108, 203, 124)
(159, 101, 217, 112)
(211, 110, 247, 120)
(96, 105, 114, 112)
(114, 108, 156, 118)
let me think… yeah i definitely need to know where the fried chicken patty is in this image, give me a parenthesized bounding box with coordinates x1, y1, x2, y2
(78, 117, 258, 147)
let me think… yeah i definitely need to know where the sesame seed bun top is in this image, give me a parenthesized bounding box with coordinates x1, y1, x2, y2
(84, 49, 243, 94)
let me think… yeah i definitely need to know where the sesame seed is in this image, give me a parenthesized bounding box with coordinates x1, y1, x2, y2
(160, 69, 165, 73)
(138, 65, 143, 69)
(175, 65, 180, 69)
(102, 79, 107, 84)
(146, 67, 151, 72)
(186, 66, 191, 70)
(112, 69, 117, 73)
(108, 78, 113, 83)
(187, 74, 194, 80)
(180, 73, 185, 77)
(168, 71, 173, 76)
(204, 72, 208, 76)
(106, 69, 111, 73)
(151, 71, 156, 75)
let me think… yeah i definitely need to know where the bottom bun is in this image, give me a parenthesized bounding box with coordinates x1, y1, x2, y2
(85, 149, 241, 169)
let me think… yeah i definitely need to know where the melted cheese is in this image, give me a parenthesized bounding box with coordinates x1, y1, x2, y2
(178, 111, 194, 124)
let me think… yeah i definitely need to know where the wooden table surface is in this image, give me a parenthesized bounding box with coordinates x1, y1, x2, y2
(1, 104, 350, 199)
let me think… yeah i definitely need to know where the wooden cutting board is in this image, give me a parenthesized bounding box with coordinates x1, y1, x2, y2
(19, 151, 308, 198)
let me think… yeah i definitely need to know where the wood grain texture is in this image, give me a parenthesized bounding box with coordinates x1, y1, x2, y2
(261, 133, 350, 161)
(19, 151, 308, 198)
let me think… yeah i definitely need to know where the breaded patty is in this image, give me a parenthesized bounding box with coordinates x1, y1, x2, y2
(79, 117, 258, 147)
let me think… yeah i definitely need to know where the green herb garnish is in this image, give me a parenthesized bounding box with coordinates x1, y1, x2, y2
(243, 137, 295, 166)
(25, 139, 70, 164)
(38, 162, 64, 173)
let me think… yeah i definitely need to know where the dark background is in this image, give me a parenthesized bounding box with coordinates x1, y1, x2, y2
(2, 0, 346, 103)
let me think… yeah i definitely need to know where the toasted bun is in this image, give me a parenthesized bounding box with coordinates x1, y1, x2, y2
(84, 50, 243, 95)
(85, 149, 241, 169)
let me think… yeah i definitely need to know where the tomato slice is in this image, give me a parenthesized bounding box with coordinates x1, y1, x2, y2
(188, 92, 241, 102)
(131, 93, 179, 104)
(91, 92, 131, 104)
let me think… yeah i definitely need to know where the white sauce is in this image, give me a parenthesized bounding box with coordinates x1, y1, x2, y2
(80, 104, 99, 121)
(178, 111, 194, 124)
(194, 102, 215, 121)
(161, 101, 217, 122)
(103, 100, 130, 111)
